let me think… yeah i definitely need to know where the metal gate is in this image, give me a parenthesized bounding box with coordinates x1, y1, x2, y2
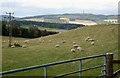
(0, 54, 107, 78)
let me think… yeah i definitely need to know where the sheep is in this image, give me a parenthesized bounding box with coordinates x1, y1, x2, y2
(3, 40, 6, 43)
(91, 42, 95, 45)
(11, 45, 15, 48)
(39, 38, 41, 41)
(14, 41, 18, 43)
(71, 48, 76, 52)
(85, 38, 89, 41)
(61, 40, 66, 43)
(49, 40, 52, 42)
(73, 42, 76, 44)
(89, 38, 95, 41)
(85, 36, 90, 41)
(76, 47, 82, 51)
(24, 40, 29, 43)
(55, 44, 60, 48)
(22, 45, 28, 48)
(73, 44, 79, 48)
(87, 36, 90, 39)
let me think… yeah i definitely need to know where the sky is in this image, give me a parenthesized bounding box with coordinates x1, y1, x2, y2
(0, 0, 119, 17)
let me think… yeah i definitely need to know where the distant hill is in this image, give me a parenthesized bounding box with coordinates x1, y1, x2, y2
(20, 13, 117, 24)
(0, 15, 20, 21)
(1, 13, 118, 25)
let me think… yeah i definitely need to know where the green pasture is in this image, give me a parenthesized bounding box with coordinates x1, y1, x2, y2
(2, 24, 119, 77)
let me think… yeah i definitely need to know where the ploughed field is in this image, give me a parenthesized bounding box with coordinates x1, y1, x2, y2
(2, 24, 118, 76)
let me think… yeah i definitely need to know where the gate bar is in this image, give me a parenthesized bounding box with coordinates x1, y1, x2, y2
(52, 65, 105, 78)
(0, 54, 106, 75)
(44, 67, 47, 78)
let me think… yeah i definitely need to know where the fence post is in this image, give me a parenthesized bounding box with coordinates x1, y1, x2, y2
(106, 53, 113, 78)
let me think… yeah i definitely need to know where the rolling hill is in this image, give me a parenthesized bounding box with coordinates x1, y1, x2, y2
(2, 24, 118, 77)
(20, 13, 117, 24)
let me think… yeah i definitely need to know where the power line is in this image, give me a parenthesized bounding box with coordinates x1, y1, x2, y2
(6, 12, 14, 47)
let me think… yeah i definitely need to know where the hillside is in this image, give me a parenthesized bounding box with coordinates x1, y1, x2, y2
(20, 13, 117, 24)
(2, 24, 118, 76)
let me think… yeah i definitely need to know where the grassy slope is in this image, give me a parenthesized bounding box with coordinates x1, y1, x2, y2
(2, 24, 118, 76)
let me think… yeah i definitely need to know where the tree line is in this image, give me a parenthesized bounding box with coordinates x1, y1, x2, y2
(2, 21, 58, 38)
(19, 20, 85, 30)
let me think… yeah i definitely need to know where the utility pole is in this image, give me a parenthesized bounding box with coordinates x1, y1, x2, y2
(6, 12, 14, 47)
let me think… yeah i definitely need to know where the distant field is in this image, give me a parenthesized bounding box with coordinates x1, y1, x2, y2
(69, 20, 97, 25)
(2, 24, 119, 76)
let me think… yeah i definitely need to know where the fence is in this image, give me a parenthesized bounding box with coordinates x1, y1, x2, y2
(0, 53, 118, 78)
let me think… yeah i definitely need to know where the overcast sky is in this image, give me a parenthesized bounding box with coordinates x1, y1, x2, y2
(0, 0, 119, 17)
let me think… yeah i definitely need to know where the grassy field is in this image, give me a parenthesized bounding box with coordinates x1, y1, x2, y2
(2, 24, 119, 77)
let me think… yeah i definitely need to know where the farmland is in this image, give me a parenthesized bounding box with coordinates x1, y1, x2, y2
(2, 24, 118, 77)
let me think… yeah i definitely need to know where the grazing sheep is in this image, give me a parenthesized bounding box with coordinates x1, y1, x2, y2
(87, 36, 90, 39)
(39, 38, 41, 41)
(73, 44, 79, 48)
(85, 38, 89, 41)
(24, 40, 29, 43)
(55, 44, 60, 47)
(76, 47, 82, 51)
(91, 42, 95, 45)
(71, 48, 76, 52)
(73, 42, 76, 44)
(3, 40, 6, 43)
(22, 45, 28, 48)
(89, 38, 95, 41)
(85, 36, 90, 41)
(61, 40, 66, 43)
(49, 40, 52, 42)
(14, 41, 18, 43)
(11, 45, 15, 48)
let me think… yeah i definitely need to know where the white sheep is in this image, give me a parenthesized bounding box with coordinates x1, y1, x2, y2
(11, 45, 15, 48)
(55, 44, 60, 47)
(14, 41, 18, 43)
(89, 38, 95, 41)
(3, 40, 6, 43)
(24, 40, 29, 43)
(85, 38, 89, 41)
(91, 42, 95, 45)
(73, 44, 79, 48)
(61, 40, 66, 43)
(71, 48, 76, 52)
(85, 36, 90, 41)
(76, 47, 82, 51)
(73, 42, 76, 44)
(49, 40, 52, 42)
(22, 45, 28, 48)
(87, 36, 90, 39)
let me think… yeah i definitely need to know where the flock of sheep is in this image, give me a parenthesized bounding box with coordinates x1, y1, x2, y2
(54, 36, 95, 52)
(2, 36, 95, 53)
(2, 40, 29, 48)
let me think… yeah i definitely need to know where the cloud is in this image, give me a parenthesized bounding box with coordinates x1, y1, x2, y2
(19, 0, 119, 9)
(0, 0, 119, 17)
(1, 0, 119, 9)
